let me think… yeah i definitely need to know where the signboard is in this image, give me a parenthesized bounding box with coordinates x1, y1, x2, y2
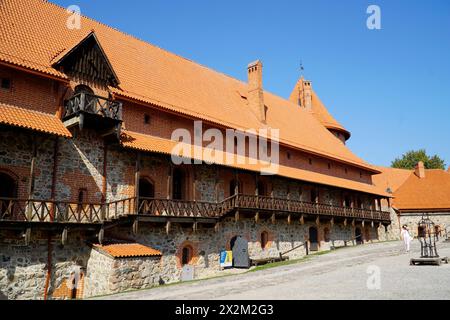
(220, 251, 233, 268)
(181, 265, 194, 282)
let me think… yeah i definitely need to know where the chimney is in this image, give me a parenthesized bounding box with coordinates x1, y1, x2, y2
(414, 161, 426, 179)
(247, 60, 266, 123)
(289, 77, 312, 110)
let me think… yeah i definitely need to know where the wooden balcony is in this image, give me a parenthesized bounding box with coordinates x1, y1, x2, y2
(221, 194, 391, 223)
(63, 93, 122, 138)
(0, 194, 391, 226)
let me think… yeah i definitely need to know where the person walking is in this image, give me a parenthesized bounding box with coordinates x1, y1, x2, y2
(400, 225, 413, 253)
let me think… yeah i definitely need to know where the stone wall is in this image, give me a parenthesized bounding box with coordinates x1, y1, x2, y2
(399, 212, 450, 238)
(0, 230, 91, 300)
(84, 248, 162, 298)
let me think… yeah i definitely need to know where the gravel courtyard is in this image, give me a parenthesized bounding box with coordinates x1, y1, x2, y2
(97, 240, 450, 300)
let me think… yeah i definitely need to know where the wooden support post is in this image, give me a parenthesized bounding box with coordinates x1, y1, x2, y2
(26, 137, 37, 221)
(255, 212, 260, 223)
(316, 216, 320, 226)
(132, 219, 139, 235)
(330, 217, 334, 227)
(98, 227, 104, 245)
(167, 163, 173, 200)
(214, 222, 220, 233)
(287, 214, 292, 225)
(371, 221, 375, 228)
(102, 141, 108, 204)
(300, 215, 305, 225)
(24, 228, 31, 246)
(352, 219, 355, 227)
(193, 222, 198, 233)
(134, 152, 141, 214)
(344, 218, 347, 226)
(235, 210, 240, 222)
(165, 220, 171, 235)
(192, 166, 197, 202)
(271, 213, 276, 225)
(362, 220, 365, 227)
(61, 228, 68, 246)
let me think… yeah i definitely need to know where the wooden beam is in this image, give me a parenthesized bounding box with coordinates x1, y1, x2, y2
(24, 228, 31, 246)
(134, 152, 141, 213)
(61, 227, 68, 246)
(316, 216, 320, 226)
(344, 218, 347, 227)
(167, 163, 173, 200)
(330, 217, 334, 227)
(362, 220, 365, 227)
(352, 219, 356, 227)
(98, 227, 104, 245)
(300, 215, 305, 225)
(193, 222, 198, 233)
(235, 210, 240, 222)
(165, 220, 171, 235)
(132, 220, 139, 235)
(271, 213, 276, 225)
(214, 222, 220, 233)
(287, 214, 292, 225)
(255, 212, 260, 223)
(192, 166, 197, 201)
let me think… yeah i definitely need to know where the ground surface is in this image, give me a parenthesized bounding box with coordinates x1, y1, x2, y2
(96, 240, 450, 300)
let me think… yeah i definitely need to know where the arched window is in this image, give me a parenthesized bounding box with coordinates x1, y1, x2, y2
(344, 195, 351, 208)
(261, 231, 269, 249)
(77, 188, 87, 213)
(181, 246, 192, 266)
(324, 228, 331, 242)
(139, 178, 155, 198)
(0, 172, 17, 215)
(172, 168, 185, 200)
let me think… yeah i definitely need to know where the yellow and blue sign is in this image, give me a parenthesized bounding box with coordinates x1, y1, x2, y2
(220, 251, 233, 268)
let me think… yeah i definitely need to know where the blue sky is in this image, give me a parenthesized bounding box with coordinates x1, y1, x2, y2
(52, 0, 450, 167)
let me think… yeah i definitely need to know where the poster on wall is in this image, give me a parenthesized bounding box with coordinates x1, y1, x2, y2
(220, 250, 233, 268)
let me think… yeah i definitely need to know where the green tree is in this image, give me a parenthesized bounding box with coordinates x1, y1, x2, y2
(391, 149, 446, 170)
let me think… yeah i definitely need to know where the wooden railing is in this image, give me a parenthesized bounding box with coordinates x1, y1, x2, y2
(64, 93, 122, 121)
(138, 198, 220, 218)
(0, 194, 391, 224)
(222, 194, 391, 222)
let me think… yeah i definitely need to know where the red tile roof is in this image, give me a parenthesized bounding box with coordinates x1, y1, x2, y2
(121, 130, 390, 197)
(0, 0, 379, 174)
(94, 243, 162, 258)
(373, 166, 450, 211)
(0, 102, 71, 137)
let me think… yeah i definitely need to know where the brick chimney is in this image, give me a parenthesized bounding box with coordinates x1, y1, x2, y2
(247, 60, 266, 123)
(414, 161, 426, 179)
(289, 77, 312, 110)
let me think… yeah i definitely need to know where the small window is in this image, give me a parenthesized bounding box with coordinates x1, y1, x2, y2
(287, 152, 291, 160)
(261, 231, 269, 249)
(328, 163, 331, 170)
(181, 246, 192, 265)
(1, 78, 11, 90)
(345, 168, 348, 174)
(360, 171, 363, 178)
(309, 158, 312, 165)
(144, 114, 151, 124)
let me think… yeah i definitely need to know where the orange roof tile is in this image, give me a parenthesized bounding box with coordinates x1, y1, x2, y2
(0, 0, 378, 174)
(0, 102, 71, 137)
(94, 243, 162, 258)
(121, 130, 390, 197)
(392, 170, 450, 211)
(372, 166, 413, 194)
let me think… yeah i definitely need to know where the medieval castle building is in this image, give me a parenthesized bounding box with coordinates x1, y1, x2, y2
(0, 0, 424, 300)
